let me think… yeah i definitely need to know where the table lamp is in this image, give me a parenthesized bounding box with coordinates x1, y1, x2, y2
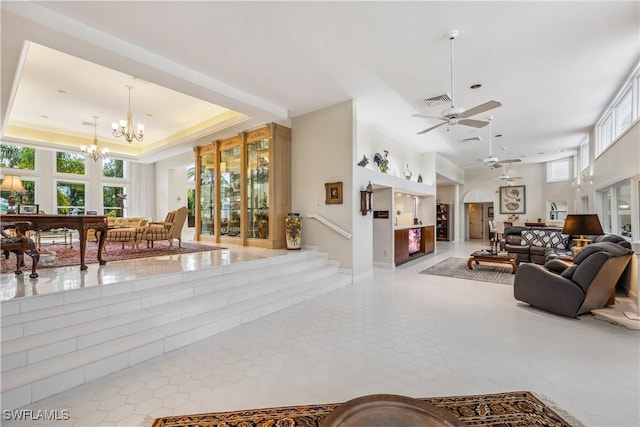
(0, 174, 25, 214)
(562, 214, 604, 248)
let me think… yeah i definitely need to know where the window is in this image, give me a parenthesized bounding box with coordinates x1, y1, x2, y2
(595, 61, 640, 157)
(546, 158, 570, 183)
(56, 181, 85, 214)
(103, 158, 125, 178)
(56, 152, 86, 175)
(579, 138, 589, 172)
(616, 183, 631, 237)
(597, 114, 613, 155)
(615, 89, 633, 134)
(103, 185, 126, 217)
(0, 144, 35, 170)
(600, 189, 612, 233)
(0, 177, 36, 213)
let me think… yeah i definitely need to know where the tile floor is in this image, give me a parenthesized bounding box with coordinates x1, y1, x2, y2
(1, 239, 639, 427)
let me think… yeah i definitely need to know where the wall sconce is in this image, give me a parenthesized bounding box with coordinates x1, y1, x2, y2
(360, 181, 373, 215)
(581, 173, 594, 183)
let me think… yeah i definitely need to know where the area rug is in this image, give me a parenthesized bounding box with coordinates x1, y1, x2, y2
(151, 391, 579, 426)
(1, 241, 225, 273)
(419, 257, 515, 285)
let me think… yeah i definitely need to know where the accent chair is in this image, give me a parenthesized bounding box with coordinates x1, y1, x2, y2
(513, 241, 634, 317)
(139, 206, 188, 248)
(0, 221, 39, 278)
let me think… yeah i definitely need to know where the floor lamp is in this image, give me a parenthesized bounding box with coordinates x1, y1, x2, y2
(0, 174, 25, 214)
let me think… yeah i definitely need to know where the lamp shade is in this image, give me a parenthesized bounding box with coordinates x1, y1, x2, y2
(0, 175, 25, 193)
(562, 214, 604, 236)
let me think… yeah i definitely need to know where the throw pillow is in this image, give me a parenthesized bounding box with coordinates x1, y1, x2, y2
(546, 231, 568, 249)
(520, 230, 538, 246)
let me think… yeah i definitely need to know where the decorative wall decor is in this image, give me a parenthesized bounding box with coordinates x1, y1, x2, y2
(325, 182, 343, 205)
(357, 155, 369, 167)
(403, 164, 412, 180)
(373, 150, 389, 173)
(499, 185, 526, 214)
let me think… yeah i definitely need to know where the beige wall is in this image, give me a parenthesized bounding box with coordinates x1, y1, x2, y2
(291, 101, 355, 270)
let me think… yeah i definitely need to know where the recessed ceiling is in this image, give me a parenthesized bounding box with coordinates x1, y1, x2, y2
(4, 42, 248, 160)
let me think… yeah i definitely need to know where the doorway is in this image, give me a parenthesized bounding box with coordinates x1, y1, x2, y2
(468, 203, 484, 239)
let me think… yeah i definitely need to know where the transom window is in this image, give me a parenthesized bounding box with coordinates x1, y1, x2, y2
(0, 144, 35, 170)
(546, 158, 570, 183)
(56, 152, 86, 175)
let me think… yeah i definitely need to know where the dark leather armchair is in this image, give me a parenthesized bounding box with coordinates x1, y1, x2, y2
(513, 241, 634, 317)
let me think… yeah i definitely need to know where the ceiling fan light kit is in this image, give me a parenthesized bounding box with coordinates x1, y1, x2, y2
(415, 30, 502, 135)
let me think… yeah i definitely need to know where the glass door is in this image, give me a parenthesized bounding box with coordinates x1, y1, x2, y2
(199, 153, 216, 236)
(220, 145, 241, 237)
(246, 138, 270, 240)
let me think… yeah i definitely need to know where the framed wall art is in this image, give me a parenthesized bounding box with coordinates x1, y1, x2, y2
(499, 185, 526, 214)
(325, 182, 343, 205)
(18, 204, 39, 214)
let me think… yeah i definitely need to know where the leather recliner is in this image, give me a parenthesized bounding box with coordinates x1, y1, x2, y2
(513, 241, 634, 318)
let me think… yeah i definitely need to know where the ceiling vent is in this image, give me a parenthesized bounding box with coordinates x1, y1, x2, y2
(460, 136, 482, 142)
(423, 93, 452, 106)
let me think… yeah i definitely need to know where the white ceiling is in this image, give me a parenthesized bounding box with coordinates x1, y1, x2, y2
(1, 1, 638, 168)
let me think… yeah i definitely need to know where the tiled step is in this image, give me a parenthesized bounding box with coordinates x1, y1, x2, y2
(0, 250, 325, 339)
(0, 250, 351, 410)
(1, 263, 339, 371)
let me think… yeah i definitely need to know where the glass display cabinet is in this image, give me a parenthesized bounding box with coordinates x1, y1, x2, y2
(195, 144, 216, 241)
(247, 137, 270, 240)
(220, 143, 242, 238)
(194, 123, 291, 248)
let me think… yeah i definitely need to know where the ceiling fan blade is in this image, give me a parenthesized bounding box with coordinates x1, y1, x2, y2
(417, 121, 447, 135)
(499, 158, 522, 164)
(458, 118, 489, 128)
(413, 114, 447, 121)
(490, 163, 502, 169)
(459, 100, 502, 118)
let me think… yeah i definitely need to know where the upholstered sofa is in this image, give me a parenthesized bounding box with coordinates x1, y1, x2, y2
(513, 241, 634, 317)
(87, 217, 149, 242)
(501, 226, 571, 264)
(502, 226, 632, 265)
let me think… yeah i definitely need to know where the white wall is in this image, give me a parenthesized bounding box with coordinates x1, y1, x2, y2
(291, 101, 355, 271)
(372, 187, 393, 267)
(153, 150, 193, 220)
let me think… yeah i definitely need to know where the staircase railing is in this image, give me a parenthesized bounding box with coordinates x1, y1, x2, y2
(306, 213, 352, 239)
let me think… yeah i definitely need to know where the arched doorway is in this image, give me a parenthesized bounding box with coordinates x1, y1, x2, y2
(462, 189, 494, 240)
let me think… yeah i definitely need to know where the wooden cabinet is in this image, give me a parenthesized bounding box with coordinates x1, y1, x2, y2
(436, 203, 450, 241)
(194, 123, 291, 248)
(394, 225, 435, 266)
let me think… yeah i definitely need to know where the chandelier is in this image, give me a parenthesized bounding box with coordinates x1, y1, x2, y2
(81, 116, 109, 162)
(112, 85, 144, 143)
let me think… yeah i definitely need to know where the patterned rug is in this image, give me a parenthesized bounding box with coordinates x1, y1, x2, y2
(1, 240, 225, 273)
(419, 257, 515, 285)
(151, 391, 580, 426)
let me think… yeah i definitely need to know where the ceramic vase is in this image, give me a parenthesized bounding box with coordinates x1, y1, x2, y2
(285, 213, 301, 250)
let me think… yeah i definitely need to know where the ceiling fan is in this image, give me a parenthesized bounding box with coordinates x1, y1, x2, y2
(414, 30, 502, 135)
(469, 117, 522, 169)
(495, 147, 523, 182)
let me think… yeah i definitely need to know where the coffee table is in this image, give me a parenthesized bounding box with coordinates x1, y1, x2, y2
(467, 251, 518, 273)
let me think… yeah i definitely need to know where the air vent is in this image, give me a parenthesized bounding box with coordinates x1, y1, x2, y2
(423, 93, 451, 106)
(82, 121, 96, 127)
(460, 136, 482, 143)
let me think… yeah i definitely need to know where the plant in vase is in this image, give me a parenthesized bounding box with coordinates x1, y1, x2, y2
(403, 163, 412, 180)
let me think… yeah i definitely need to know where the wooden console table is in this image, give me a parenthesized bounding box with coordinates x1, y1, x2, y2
(3, 214, 108, 270)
